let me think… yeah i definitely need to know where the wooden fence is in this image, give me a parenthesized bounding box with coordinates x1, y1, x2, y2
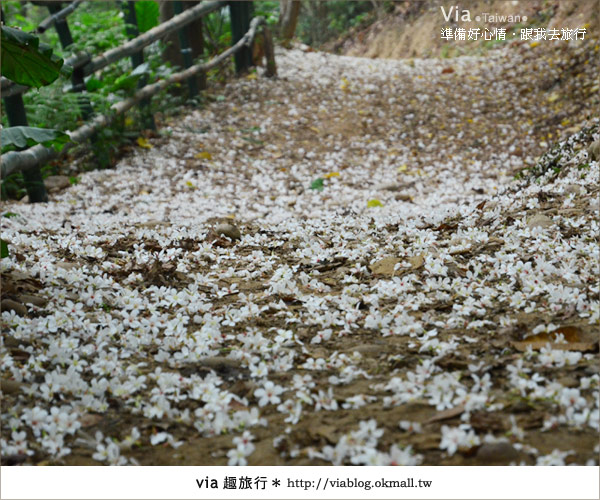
(1, 1, 276, 202)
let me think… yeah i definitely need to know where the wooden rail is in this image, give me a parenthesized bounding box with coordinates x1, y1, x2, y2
(37, 0, 83, 34)
(1, 1, 223, 99)
(2, 16, 274, 178)
(1, 1, 276, 200)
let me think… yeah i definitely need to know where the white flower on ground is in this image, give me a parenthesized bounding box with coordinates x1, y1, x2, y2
(439, 425, 480, 456)
(232, 430, 254, 448)
(314, 387, 338, 411)
(399, 420, 423, 434)
(387, 444, 423, 465)
(536, 449, 572, 466)
(254, 380, 285, 407)
(227, 432, 255, 466)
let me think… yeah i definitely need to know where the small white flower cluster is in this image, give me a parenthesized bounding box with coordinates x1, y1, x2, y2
(440, 425, 481, 456)
(1, 39, 598, 465)
(89, 429, 141, 466)
(227, 431, 255, 466)
(312, 419, 423, 466)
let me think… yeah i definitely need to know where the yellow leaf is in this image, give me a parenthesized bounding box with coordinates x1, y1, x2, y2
(309, 126, 320, 134)
(530, 41, 539, 48)
(323, 172, 340, 179)
(367, 199, 383, 208)
(547, 93, 559, 103)
(246, 73, 257, 80)
(125, 117, 134, 127)
(561, 119, 570, 126)
(195, 152, 212, 160)
(186, 181, 195, 189)
(137, 137, 152, 149)
(397, 164, 408, 172)
(340, 77, 350, 91)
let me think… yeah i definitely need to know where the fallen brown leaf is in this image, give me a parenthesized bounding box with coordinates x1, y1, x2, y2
(425, 405, 465, 424)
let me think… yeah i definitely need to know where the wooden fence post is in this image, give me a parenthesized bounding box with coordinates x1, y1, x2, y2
(172, 1, 198, 97)
(159, 1, 207, 94)
(2, 96, 49, 203)
(45, 2, 93, 119)
(262, 26, 277, 77)
(229, 1, 253, 74)
(44, 2, 110, 168)
(121, 1, 156, 129)
(2, 7, 48, 202)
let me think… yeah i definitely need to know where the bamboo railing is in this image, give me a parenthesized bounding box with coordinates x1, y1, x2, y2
(1, 1, 276, 198)
(1, 16, 275, 178)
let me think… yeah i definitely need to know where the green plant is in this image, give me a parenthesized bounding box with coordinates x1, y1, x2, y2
(203, 6, 232, 56)
(1, 126, 70, 154)
(0, 22, 71, 201)
(254, 2, 280, 27)
(1, 173, 26, 201)
(1, 25, 69, 87)
(0, 239, 9, 259)
(134, 1, 160, 33)
(1, 2, 183, 183)
(310, 178, 324, 191)
(297, 1, 374, 46)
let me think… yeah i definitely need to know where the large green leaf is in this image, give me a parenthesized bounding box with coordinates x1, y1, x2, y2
(1, 26, 65, 87)
(135, 1, 160, 33)
(1, 126, 70, 154)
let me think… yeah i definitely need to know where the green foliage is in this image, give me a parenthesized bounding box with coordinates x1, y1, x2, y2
(18, 86, 82, 131)
(57, 6, 129, 55)
(310, 178, 324, 191)
(0, 239, 8, 259)
(1, 1, 38, 32)
(253, 2, 280, 26)
(1, 172, 26, 201)
(203, 6, 232, 56)
(108, 63, 150, 92)
(1, 26, 67, 87)
(134, 1, 160, 33)
(1, 126, 70, 154)
(297, 1, 374, 46)
(0, 2, 180, 179)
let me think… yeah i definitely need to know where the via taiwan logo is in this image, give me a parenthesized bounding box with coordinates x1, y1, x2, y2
(440, 5, 527, 23)
(440, 5, 472, 22)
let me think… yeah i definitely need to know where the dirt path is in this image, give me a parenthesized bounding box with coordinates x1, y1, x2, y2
(1, 38, 599, 466)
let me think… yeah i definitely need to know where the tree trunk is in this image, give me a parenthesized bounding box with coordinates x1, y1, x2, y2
(159, 1, 206, 90)
(279, 0, 300, 45)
